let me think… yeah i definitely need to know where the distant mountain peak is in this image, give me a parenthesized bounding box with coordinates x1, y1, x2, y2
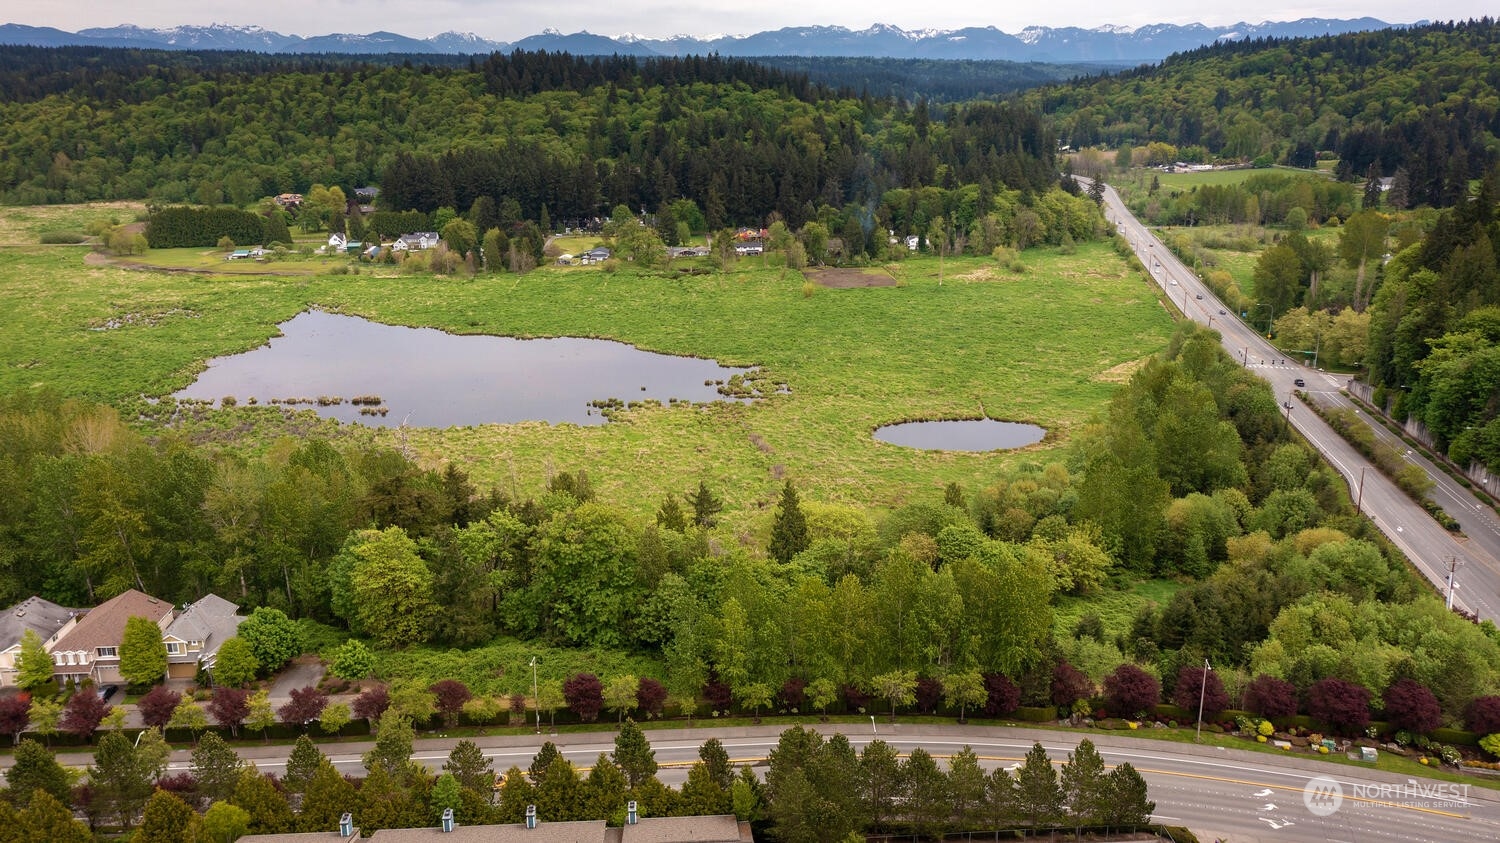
(0, 17, 1411, 62)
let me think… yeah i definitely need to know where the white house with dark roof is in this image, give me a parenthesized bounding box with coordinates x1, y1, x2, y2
(162, 593, 244, 679)
(391, 232, 441, 251)
(0, 596, 78, 687)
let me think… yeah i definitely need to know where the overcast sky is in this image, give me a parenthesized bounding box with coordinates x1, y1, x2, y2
(3, 1, 1477, 42)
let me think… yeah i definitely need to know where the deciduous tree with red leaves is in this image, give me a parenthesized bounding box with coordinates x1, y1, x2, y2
(1466, 696, 1500, 736)
(635, 677, 668, 717)
(206, 687, 249, 737)
(59, 690, 110, 742)
(563, 673, 604, 723)
(0, 692, 31, 744)
(430, 680, 472, 728)
(137, 685, 182, 729)
(777, 678, 806, 711)
(1051, 661, 1095, 708)
(354, 685, 390, 726)
(1307, 678, 1371, 736)
(277, 686, 329, 730)
(1172, 664, 1230, 720)
(983, 673, 1021, 717)
(1103, 664, 1160, 718)
(914, 677, 943, 714)
(1243, 674, 1299, 719)
(1382, 678, 1441, 734)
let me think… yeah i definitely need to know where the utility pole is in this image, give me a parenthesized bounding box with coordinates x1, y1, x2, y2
(1355, 466, 1367, 514)
(1445, 557, 1463, 611)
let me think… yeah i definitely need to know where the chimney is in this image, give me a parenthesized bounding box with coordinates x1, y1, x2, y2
(441, 807, 455, 833)
(525, 804, 538, 829)
(627, 801, 639, 825)
(339, 813, 354, 837)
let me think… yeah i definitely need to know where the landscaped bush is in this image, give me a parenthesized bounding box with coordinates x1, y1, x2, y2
(1172, 664, 1230, 720)
(1243, 674, 1299, 719)
(1307, 677, 1371, 736)
(1103, 664, 1161, 718)
(1382, 678, 1442, 734)
(1013, 706, 1056, 722)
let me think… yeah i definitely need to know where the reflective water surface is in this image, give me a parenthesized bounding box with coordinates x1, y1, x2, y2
(173, 310, 757, 428)
(873, 419, 1046, 451)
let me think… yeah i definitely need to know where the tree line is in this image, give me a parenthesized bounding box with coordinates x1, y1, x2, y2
(0, 717, 1154, 842)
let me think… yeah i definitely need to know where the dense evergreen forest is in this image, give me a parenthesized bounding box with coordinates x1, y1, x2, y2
(1032, 19, 1500, 205)
(749, 55, 1104, 102)
(0, 47, 1057, 235)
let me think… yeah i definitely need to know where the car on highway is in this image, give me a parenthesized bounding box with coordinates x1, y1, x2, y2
(1294, 378, 1306, 387)
(1195, 293, 1203, 299)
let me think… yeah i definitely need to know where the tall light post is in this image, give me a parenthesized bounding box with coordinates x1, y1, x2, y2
(529, 657, 540, 734)
(1196, 658, 1212, 742)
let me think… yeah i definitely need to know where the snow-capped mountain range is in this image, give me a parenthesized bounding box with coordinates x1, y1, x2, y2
(0, 18, 1413, 63)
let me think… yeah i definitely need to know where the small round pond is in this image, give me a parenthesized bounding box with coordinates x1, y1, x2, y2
(873, 419, 1045, 451)
(172, 310, 764, 428)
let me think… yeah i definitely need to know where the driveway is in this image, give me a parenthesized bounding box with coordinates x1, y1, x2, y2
(267, 656, 326, 703)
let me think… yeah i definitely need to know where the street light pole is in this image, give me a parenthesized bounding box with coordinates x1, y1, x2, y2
(1196, 659, 1211, 742)
(529, 657, 540, 734)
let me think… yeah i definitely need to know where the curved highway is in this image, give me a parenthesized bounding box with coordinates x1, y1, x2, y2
(1093, 179, 1500, 623)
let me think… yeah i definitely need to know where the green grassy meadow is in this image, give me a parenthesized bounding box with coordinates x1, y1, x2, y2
(0, 207, 1175, 526)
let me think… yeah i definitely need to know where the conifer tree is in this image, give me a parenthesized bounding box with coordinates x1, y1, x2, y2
(613, 719, 658, 788)
(769, 480, 810, 564)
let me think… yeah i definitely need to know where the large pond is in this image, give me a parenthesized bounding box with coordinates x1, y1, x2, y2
(874, 419, 1046, 451)
(172, 310, 761, 428)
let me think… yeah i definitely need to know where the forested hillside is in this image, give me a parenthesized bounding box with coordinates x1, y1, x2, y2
(0, 48, 1056, 235)
(1034, 18, 1500, 205)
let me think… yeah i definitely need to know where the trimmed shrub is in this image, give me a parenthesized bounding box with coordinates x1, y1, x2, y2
(1014, 706, 1056, 723)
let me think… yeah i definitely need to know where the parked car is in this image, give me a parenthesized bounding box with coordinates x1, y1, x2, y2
(96, 685, 119, 701)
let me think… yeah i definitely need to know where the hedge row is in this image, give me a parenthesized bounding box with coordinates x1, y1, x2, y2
(146, 206, 270, 248)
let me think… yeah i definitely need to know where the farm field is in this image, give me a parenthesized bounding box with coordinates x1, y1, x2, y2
(0, 205, 1175, 526)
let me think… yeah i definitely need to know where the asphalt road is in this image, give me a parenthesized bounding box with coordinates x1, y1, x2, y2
(35, 723, 1500, 843)
(1092, 179, 1500, 623)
